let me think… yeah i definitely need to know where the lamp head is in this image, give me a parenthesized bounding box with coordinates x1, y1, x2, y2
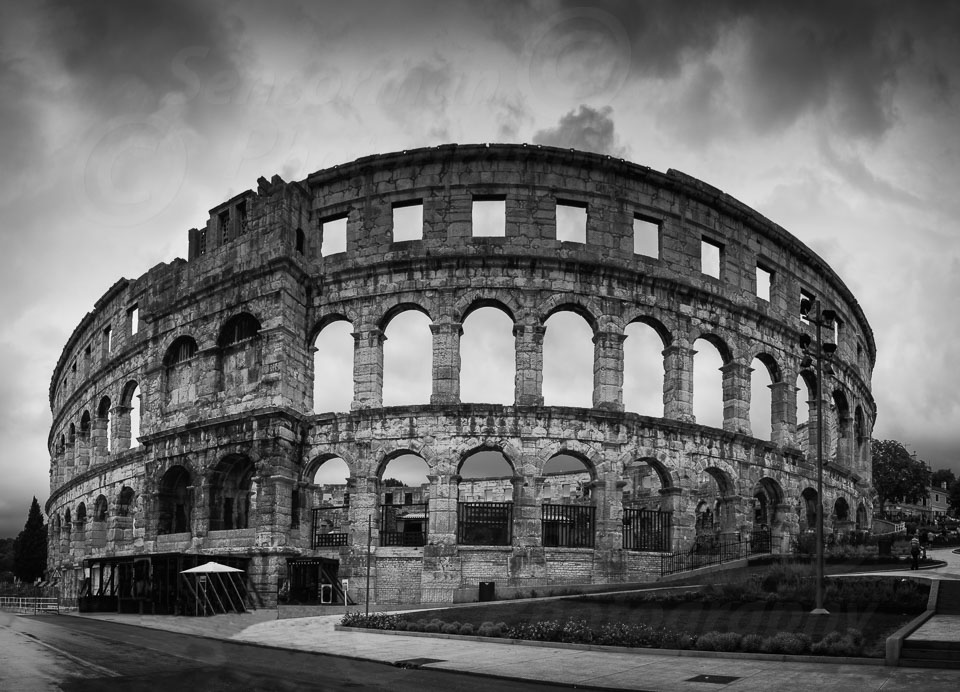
(800, 298, 813, 317)
(799, 334, 812, 350)
(800, 356, 813, 369)
(821, 309, 837, 327)
(822, 342, 838, 356)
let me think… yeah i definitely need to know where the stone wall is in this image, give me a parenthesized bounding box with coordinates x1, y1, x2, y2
(46, 144, 876, 608)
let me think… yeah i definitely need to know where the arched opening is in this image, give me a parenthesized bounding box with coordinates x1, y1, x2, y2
(693, 466, 736, 548)
(93, 495, 108, 522)
(157, 466, 191, 535)
(457, 450, 514, 545)
(856, 502, 868, 530)
(692, 338, 725, 428)
(382, 309, 432, 406)
(833, 497, 851, 537)
(80, 410, 91, 440)
(313, 319, 354, 413)
(117, 486, 135, 517)
(460, 306, 515, 405)
(218, 312, 262, 393)
(97, 397, 112, 454)
(623, 321, 666, 416)
(541, 453, 595, 548)
(800, 487, 819, 535)
(796, 371, 815, 455)
(831, 390, 852, 468)
(75, 502, 87, 535)
(310, 457, 351, 547)
(854, 406, 867, 468)
(209, 456, 256, 532)
(379, 453, 430, 546)
(751, 478, 783, 553)
(750, 356, 778, 441)
(164, 336, 199, 407)
(543, 310, 594, 407)
(64, 508, 71, 538)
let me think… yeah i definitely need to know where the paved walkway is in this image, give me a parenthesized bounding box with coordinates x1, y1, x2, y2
(65, 548, 960, 691)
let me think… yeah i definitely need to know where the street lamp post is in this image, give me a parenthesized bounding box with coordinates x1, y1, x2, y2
(800, 298, 836, 616)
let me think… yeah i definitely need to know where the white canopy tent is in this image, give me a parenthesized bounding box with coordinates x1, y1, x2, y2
(180, 561, 247, 615)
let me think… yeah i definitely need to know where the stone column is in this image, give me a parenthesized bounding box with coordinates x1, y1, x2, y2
(430, 322, 462, 405)
(775, 502, 798, 554)
(719, 495, 747, 542)
(592, 475, 623, 552)
(721, 362, 752, 435)
(659, 487, 689, 552)
(769, 381, 796, 447)
(592, 330, 626, 411)
(76, 430, 91, 474)
(347, 475, 379, 546)
(351, 328, 384, 409)
(806, 394, 823, 463)
(662, 345, 695, 422)
(426, 474, 459, 546)
(514, 324, 545, 406)
(512, 476, 539, 548)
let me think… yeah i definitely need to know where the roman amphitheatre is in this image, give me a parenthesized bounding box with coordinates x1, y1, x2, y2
(45, 143, 875, 612)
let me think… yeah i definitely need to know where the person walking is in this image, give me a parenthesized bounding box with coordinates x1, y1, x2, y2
(910, 535, 921, 570)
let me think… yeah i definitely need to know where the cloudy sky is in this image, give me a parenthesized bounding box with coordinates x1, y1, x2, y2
(2, 0, 959, 537)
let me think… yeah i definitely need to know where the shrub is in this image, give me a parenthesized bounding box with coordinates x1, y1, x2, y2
(458, 623, 475, 636)
(741, 634, 764, 652)
(762, 632, 811, 655)
(477, 621, 502, 638)
(423, 619, 442, 633)
(695, 631, 741, 652)
(441, 622, 460, 634)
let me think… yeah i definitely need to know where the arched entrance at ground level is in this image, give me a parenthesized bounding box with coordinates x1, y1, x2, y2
(378, 453, 430, 546)
(856, 502, 868, 530)
(692, 466, 738, 547)
(307, 456, 351, 548)
(457, 450, 515, 546)
(541, 453, 595, 548)
(833, 497, 855, 537)
(622, 458, 673, 552)
(751, 478, 785, 553)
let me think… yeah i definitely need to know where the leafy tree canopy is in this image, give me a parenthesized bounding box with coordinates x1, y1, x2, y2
(382, 478, 405, 487)
(871, 439, 930, 514)
(13, 497, 47, 582)
(948, 480, 960, 515)
(931, 468, 956, 490)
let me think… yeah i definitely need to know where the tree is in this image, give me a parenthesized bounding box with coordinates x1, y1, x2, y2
(931, 468, 956, 491)
(12, 497, 47, 582)
(948, 480, 960, 516)
(871, 439, 930, 515)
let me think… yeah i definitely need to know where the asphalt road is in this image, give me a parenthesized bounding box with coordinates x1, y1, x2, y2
(1, 613, 571, 691)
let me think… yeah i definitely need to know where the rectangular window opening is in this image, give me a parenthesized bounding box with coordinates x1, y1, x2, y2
(756, 265, 773, 301)
(321, 216, 348, 256)
(237, 201, 248, 235)
(633, 216, 660, 258)
(218, 210, 230, 245)
(198, 229, 207, 256)
(555, 200, 587, 243)
(701, 238, 722, 279)
(104, 326, 113, 354)
(392, 201, 423, 242)
(128, 305, 139, 335)
(471, 198, 506, 237)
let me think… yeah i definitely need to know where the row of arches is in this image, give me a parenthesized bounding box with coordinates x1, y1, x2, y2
(53, 486, 136, 537)
(54, 382, 141, 466)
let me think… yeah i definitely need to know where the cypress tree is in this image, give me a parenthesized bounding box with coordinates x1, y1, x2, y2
(13, 497, 47, 582)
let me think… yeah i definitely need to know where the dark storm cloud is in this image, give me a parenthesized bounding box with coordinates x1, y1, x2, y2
(40, 0, 242, 119)
(533, 105, 627, 156)
(538, 0, 960, 141)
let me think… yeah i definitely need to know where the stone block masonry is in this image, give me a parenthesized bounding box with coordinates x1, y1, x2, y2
(46, 144, 876, 608)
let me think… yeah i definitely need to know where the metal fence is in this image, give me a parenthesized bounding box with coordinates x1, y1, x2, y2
(457, 502, 513, 545)
(622, 507, 672, 552)
(660, 529, 773, 577)
(541, 504, 595, 548)
(0, 597, 60, 614)
(312, 505, 349, 548)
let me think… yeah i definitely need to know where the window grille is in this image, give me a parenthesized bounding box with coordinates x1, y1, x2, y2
(457, 502, 512, 545)
(380, 502, 428, 546)
(312, 505, 349, 548)
(541, 504, 595, 548)
(622, 507, 671, 551)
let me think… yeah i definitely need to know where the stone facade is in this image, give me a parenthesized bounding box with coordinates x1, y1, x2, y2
(46, 144, 876, 608)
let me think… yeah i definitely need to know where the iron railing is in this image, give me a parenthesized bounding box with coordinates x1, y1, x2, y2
(660, 529, 773, 576)
(457, 502, 513, 545)
(541, 504, 595, 548)
(379, 502, 428, 547)
(312, 505, 349, 548)
(622, 507, 672, 552)
(0, 597, 60, 614)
